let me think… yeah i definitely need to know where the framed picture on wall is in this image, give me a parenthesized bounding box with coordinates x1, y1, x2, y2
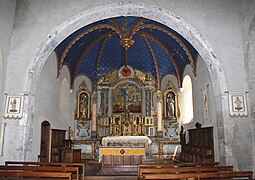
(228, 91, 248, 117)
(3, 93, 25, 119)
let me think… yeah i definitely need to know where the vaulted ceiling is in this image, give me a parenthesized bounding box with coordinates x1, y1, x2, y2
(55, 16, 198, 89)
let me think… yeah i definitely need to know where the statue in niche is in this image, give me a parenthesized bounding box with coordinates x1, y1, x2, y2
(75, 81, 91, 124)
(167, 92, 175, 118)
(163, 81, 180, 122)
(79, 92, 88, 118)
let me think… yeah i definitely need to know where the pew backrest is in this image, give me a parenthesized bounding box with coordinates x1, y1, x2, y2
(5, 161, 84, 180)
(139, 166, 233, 179)
(0, 165, 79, 180)
(138, 162, 220, 177)
(143, 171, 253, 180)
(0, 171, 72, 179)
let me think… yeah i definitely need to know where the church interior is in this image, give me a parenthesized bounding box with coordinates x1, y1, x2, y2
(0, 0, 255, 179)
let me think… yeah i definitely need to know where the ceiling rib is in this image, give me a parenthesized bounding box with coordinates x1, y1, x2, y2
(60, 24, 122, 66)
(93, 37, 109, 86)
(142, 35, 161, 89)
(72, 31, 114, 83)
(139, 31, 181, 87)
(130, 23, 196, 71)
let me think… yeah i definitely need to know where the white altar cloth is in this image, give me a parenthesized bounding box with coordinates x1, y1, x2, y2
(102, 136, 152, 147)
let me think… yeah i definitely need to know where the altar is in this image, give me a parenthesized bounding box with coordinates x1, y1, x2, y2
(99, 136, 151, 160)
(102, 136, 151, 147)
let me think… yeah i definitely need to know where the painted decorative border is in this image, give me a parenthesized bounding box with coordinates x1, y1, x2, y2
(3, 93, 25, 119)
(227, 91, 248, 117)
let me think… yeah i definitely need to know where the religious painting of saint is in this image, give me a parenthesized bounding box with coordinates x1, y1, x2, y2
(3, 93, 25, 119)
(228, 92, 248, 117)
(233, 96, 244, 111)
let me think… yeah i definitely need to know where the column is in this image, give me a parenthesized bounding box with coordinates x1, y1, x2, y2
(91, 91, 97, 137)
(156, 90, 163, 132)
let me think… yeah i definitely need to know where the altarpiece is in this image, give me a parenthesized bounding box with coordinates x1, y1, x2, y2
(73, 66, 181, 159)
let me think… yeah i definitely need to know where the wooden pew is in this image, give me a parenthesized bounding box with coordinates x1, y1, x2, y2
(5, 161, 85, 180)
(0, 171, 72, 179)
(0, 165, 79, 180)
(138, 161, 220, 178)
(143, 171, 253, 179)
(139, 166, 233, 180)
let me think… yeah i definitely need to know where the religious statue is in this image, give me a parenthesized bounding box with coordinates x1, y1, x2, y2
(68, 126, 74, 140)
(123, 120, 133, 136)
(167, 93, 175, 118)
(75, 81, 91, 122)
(116, 119, 122, 136)
(79, 93, 88, 118)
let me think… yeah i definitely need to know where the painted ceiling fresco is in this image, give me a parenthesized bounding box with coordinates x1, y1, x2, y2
(55, 16, 198, 88)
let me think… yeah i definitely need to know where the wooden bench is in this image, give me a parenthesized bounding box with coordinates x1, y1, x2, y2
(0, 171, 72, 179)
(143, 171, 253, 179)
(139, 166, 233, 180)
(5, 161, 84, 180)
(138, 161, 220, 177)
(0, 165, 79, 180)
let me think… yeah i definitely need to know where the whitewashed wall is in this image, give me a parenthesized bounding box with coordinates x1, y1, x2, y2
(0, 0, 16, 163)
(237, 1, 255, 172)
(0, 0, 16, 121)
(0, 0, 254, 171)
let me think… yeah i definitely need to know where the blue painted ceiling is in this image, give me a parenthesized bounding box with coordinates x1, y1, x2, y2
(55, 16, 198, 88)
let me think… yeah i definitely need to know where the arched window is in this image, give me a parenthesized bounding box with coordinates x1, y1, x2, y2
(60, 78, 70, 122)
(180, 75, 193, 124)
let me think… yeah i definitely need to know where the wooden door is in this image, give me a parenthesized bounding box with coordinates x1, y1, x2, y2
(51, 129, 66, 162)
(40, 121, 50, 162)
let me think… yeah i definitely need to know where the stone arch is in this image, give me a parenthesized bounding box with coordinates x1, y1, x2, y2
(24, 2, 227, 161)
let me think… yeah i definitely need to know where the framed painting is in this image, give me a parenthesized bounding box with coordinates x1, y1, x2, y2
(3, 93, 25, 119)
(228, 91, 248, 117)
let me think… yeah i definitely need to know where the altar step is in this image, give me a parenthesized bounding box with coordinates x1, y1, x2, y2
(96, 166, 138, 176)
(86, 176, 138, 180)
